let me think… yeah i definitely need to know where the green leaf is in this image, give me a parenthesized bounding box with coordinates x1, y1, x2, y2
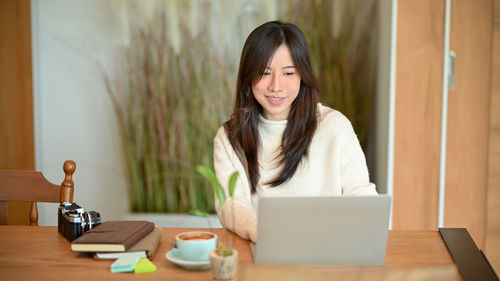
(217, 245, 233, 256)
(228, 171, 239, 199)
(188, 209, 209, 218)
(196, 165, 226, 206)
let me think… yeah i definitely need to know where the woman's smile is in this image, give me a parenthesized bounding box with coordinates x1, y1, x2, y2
(265, 95, 286, 105)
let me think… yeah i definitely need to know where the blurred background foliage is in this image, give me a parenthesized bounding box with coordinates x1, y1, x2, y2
(281, 0, 378, 149)
(104, 0, 378, 213)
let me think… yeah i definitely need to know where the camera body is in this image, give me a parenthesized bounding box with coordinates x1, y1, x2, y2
(58, 202, 101, 241)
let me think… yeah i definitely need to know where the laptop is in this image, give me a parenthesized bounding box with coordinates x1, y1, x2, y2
(252, 195, 391, 266)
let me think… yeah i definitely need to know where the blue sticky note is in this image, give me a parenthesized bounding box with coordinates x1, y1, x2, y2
(111, 256, 141, 273)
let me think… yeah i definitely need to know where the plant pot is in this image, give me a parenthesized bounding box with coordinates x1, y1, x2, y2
(209, 249, 238, 280)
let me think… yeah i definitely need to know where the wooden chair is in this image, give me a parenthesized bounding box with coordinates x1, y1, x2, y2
(0, 160, 75, 225)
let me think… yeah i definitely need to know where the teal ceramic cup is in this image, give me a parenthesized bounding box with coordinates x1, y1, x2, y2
(175, 231, 217, 261)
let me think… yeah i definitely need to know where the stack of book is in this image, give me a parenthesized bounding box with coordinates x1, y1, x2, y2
(71, 220, 161, 259)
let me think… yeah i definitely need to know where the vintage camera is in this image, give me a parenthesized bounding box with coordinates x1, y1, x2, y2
(58, 202, 101, 241)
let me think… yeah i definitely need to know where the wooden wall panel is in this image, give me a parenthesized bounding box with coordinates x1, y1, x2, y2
(0, 0, 34, 225)
(393, 0, 445, 230)
(485, 0, 500, 273)
(444, 0, 493, 248)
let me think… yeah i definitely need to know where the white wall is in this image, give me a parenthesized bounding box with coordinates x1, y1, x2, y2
(374, 0, 396, 196)
(32, 0, 130, 225)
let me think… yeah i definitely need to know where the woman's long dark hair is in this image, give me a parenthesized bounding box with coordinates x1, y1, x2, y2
(224, 21, 319, 194)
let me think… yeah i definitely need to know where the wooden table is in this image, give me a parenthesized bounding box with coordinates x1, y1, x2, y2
(0, 226, 461, 280)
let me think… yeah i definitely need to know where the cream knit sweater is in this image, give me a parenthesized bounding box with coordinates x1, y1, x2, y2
(213, 104, 377, 242)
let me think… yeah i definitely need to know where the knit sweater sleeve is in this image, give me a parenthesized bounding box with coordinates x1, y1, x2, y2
(213, 127, 257, 242)
(335, 113, 378, 196)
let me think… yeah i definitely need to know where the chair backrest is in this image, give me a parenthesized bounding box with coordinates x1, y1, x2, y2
(0, 160, 75, 225)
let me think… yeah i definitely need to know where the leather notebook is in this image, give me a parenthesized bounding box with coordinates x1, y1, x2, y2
(71, 221, 155, 252)
(94, 229, 162, 259)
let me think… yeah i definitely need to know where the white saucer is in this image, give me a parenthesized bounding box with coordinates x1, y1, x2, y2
(166, 250, 210, 270)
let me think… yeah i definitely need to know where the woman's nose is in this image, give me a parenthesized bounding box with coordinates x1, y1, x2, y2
(268, 74, 283, 93)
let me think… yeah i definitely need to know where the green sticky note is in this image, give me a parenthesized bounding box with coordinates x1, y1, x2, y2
(134, 258, 157, 274)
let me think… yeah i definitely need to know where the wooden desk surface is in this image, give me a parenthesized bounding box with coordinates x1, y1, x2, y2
(0, 226, 460, 280)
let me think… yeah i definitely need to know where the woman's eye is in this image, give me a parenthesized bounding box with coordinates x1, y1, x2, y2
(263, 72, 271, 76)
(285, 72, 296, 76)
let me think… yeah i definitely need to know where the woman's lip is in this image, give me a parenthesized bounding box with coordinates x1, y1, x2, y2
(265, 96, 285, 105)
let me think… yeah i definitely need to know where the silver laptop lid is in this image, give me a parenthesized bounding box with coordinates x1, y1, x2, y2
(255, 195, 391, 266)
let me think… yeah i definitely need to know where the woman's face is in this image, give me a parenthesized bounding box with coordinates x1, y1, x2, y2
(251, 44, 301, 121)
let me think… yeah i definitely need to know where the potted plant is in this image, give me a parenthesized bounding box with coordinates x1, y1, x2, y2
(190, 165, 239, 280)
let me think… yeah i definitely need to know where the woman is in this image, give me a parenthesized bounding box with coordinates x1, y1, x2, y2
(214, 21, 377, 242)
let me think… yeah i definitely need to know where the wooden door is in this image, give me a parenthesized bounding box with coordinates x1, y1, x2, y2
(486, 0, 500, 272)
(0, 0, 34, 225)
(444, 0, 492, 248)
(393, 0, 445, 230)
(393, 0, 493, 251)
